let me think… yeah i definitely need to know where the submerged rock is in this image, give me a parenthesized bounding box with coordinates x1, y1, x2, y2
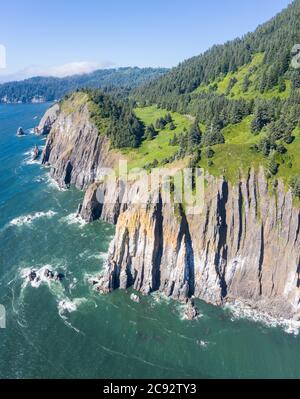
(54, 272, 65, 282)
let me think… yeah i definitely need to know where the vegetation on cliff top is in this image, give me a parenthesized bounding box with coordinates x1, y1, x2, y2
(61, 1, 300, 200)
(130, 0, 300, 197)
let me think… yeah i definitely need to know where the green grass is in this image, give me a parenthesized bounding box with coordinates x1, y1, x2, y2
(118, 105, 300, 189)
(199, 116, 267, 182)
(275, 127, 300, 184)
(198, 116, 300, 186)
(121, 105, 193, 170)
(193, 53, 292, 100)
(88, 100, 111, 135)
(61, 92, 89, 115)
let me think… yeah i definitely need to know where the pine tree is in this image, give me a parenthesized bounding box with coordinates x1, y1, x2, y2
(169, 122, 176, 130)
(145, 124, 157, 140)
(164, 113, 173, 124)
(278, 77, 286, 93)
(188, 122, 202, 150)
(283, 130, 294, 144)
(202, 122, 224, 146)
(268, 154, 279, 176)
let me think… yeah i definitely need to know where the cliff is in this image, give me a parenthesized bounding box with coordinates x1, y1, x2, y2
(39, 99, 300, 321)
(41, 94, 119, 190)
(79, 171, 300, 320)
(36, 103, 60, 135)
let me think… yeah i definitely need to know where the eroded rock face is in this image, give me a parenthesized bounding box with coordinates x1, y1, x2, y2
(36, 103, 60, 135)
(85, 169, 300, 320)
(41, 98, 119, 190)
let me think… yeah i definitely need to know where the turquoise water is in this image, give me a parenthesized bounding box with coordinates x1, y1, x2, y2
(1, 104, 300, 379)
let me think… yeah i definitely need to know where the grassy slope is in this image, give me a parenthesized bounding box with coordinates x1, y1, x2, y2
(200, 116, 267, 183)
(129, 105, 300, 187)
(200, 117, 300, 185)
(121, 105, 193, 170)
(193, 53, 291, 100)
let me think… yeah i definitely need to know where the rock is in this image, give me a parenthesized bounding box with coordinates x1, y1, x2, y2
(44, 268, 54, 279)
(41, 93, 119, 190)
(54, 272, 65, 282)
(28, 270, 37, 282)
(31, 145, 40, 161)
(92, 167, 300, 320)
(130, 294, 141, 304)
(35, 103, 60, 135)
(184, 299, 200, 321)
(16, 127, 25, 137)
(76, 203, 82, 217)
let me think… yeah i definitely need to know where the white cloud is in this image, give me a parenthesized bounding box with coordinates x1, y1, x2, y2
(0, 60, 115, 83)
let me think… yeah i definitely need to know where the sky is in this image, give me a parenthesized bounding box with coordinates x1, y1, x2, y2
(0, 0, 293, 81)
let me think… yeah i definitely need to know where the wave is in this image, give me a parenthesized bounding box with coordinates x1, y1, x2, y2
(20, 265, 63, 289)
(60, 213, 87, 228)
(9, 210, 57, 227)
(23, 158, 40, 166)
(46, 174, 67, 192)
(18, 265, 87, 334)
(224, 301, 300, 336)
(58, 298, 87, 334)
(58, 297, 87, 314)
(23, 147, 44, 165)
(79, 250, 108, 261)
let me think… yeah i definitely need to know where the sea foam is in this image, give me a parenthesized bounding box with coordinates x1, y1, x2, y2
(60, 213, 87, 228)
(9, 211, 57, 227)
(225, 301, 300, 336)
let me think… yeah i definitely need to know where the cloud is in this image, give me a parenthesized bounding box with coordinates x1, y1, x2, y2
(0, 60, 115, 83)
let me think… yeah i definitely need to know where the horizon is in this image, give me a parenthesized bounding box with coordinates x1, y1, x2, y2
(0, 0, 292, 82)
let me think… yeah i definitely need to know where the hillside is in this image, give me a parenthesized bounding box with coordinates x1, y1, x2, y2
(131, 0, 300, 199)
(0, 67, 168, 104)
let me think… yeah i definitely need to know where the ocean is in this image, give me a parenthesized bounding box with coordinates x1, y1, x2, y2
(1, 103, 300, 379)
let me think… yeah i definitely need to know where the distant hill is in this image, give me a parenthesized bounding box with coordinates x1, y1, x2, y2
(0, 67, 168, 103)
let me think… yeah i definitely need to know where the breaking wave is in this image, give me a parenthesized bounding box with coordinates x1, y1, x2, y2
(46, 174, 67, 192)
(9, 211, 57, 227)
(225, 301, 300, 336)
(60, 213, 87, 228)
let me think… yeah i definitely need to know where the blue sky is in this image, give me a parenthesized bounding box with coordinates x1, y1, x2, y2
(0, 0, 293, 80)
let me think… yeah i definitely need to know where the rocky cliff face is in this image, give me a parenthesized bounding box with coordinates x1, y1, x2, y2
(40, 100, 300, 321)
(36, 103, 60, 135)
(80, 169, 300, 320)
(41, 95, 119, 190)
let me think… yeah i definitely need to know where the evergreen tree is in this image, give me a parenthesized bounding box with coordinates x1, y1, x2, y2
(202, 122, 225, 146)
(169, 122, 176, 130)
(206, 147, 215, 158)
(145, 124, 157, 140)
(268, 154, 279, 176)
(164, 113, 173, 123)
(290, 176, 300, 199)
(278, 77, 286, 93)
(188, 122, 202, 150)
